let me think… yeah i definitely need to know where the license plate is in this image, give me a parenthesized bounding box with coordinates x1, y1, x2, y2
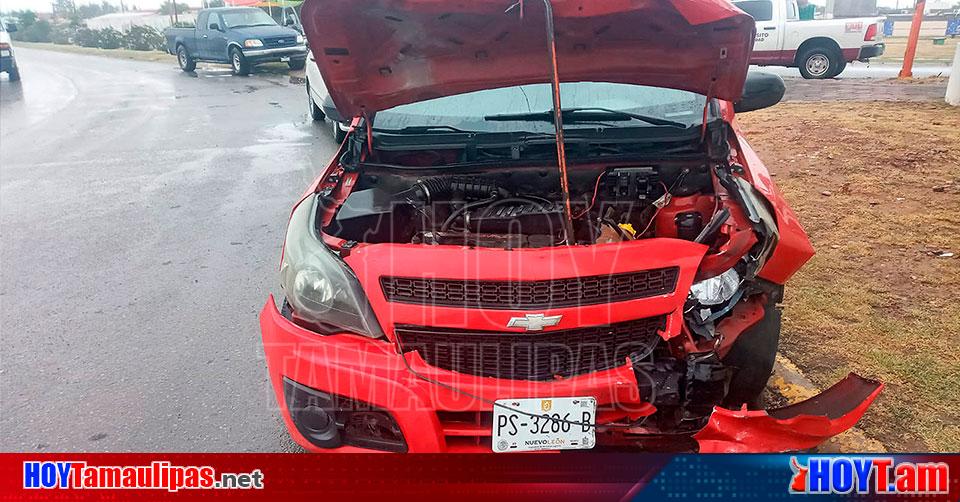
(492, 397, 596, 453)
(0, 50, 10, 57)
(280, 56, 291, 62)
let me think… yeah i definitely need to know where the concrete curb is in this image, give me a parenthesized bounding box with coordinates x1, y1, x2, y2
(769, 354, 886, 453)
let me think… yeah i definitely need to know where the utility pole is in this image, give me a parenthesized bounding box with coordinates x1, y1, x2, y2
(172, 0, 179, 25)
(898, 0, 926, 78)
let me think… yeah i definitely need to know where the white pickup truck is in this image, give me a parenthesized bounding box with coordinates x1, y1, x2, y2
(733, 0, 885, 79)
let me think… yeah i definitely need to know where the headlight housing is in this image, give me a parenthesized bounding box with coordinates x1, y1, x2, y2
(243, 39, 263, 48)
(689, 268, 740, 306)
(296, 34, 304, 44)
(280, 195, 384, 338)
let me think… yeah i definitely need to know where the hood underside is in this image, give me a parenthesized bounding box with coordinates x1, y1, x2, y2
(301, 0, 755, 118)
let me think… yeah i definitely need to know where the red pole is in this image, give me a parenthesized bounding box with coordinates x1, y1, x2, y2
(899, 0, 925, 79)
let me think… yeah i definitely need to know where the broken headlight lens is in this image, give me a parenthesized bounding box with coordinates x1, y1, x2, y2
(280, 195, 385, 339)
(689, 268, 740, 306)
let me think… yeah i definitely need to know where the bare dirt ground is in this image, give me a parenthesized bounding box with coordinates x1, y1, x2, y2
(739, 101, 960, 452)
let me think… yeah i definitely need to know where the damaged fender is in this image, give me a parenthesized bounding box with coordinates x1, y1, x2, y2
(695, 374, 883, 452)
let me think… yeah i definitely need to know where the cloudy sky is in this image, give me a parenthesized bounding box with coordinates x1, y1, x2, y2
(0, 0, 931, 14)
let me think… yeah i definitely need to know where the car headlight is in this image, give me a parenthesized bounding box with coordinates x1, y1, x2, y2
(243, 39, 263, 48)
(296, 34, 304, 44)
(280, 195, 384, 338)
(689, 268, 740, 306)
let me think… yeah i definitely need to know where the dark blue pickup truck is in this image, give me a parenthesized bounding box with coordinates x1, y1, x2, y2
(165, 7, 307, 75)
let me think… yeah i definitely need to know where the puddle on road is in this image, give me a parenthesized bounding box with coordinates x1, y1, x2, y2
(259, 122, 312, 143)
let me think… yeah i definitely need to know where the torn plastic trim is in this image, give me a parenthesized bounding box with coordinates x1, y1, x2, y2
(715, 166, 780, 280)
(695, 373, 883, 453)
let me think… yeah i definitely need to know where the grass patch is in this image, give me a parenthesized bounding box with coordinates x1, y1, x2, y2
(16, 41, 175, 63)
(740, 101, 960, 452)
(878, 36, 958, 63)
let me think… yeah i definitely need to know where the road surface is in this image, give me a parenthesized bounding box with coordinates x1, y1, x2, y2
(0, 48, 342, 451)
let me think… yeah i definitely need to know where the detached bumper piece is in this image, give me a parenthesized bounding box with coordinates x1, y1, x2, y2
(695, 374, 883, 452)
(283, 377, 408, 453)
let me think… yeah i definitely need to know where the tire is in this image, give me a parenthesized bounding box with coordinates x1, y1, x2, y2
(176, 45, 196, 72)
(287, 58, 306, 70)
(798, 46, 841, 79)
(7, 64, 20, 82)
(306, 82, 324, 121)
(230, 47, 250, 76)
(721, 296, 782, 409)
(332, 120, 347, 143)
(826, 58, 847, 79)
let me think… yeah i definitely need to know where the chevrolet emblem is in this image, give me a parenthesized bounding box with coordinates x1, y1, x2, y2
(506, 313, 562, 331)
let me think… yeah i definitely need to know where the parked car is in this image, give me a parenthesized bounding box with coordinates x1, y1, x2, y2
(733, 0, 885, 78)
(0, 21, 20, 82)
(164, 7, 307, 75)
(261, 0, 882, 453)
(305, 51, 348, 142)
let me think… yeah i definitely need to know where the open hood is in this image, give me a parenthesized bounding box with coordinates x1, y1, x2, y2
(302, 0, 755, 119)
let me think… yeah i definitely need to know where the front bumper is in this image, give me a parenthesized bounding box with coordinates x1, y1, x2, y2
(242, 45, 307, 63)
(858, 43, 885, 61)
(260, 296, 882, 453)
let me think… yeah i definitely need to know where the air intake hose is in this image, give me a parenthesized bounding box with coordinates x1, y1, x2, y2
(409, 177, 508, 203)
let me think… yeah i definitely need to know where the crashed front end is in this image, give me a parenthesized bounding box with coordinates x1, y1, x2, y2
(260, 0, 881, 453)
(259, 113, 882, 452)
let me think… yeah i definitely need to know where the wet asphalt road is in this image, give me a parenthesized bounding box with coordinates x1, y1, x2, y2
(0, 48, 340, 451)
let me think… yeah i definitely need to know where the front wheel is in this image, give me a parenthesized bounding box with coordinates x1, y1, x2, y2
(721, 295, 782, 408)
(332, 120, 347, 143)
(176, 45, 196, 72)
(230, 47, 250, 76)
(287, 58, 306, 70)
(798, 47, 841, 79)
(307, 82, 324, 121)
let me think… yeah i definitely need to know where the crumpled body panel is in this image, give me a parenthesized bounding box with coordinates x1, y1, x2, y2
(696, 374, 883, 452)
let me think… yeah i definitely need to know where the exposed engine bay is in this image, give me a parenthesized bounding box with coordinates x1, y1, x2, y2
(323, 162, 719, 250)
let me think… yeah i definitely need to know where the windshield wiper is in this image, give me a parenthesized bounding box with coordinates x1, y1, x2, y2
(372, 125, 477, 134)
(484, 107, 687, 128)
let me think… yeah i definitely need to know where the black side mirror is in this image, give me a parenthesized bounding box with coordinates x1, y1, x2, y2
(734, 72, 785, 113)
(5, 23, 17, 33)
(209, 23, 220, 31)
(284, 17, 295, 26)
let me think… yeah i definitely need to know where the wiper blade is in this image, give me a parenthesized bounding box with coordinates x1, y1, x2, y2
(484, 107, 686, 128)
(372, 125, 477, 134)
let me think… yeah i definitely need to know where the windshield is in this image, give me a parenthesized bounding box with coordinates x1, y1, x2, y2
(220, 9, 278, 29)
(373, 82, 709, 134)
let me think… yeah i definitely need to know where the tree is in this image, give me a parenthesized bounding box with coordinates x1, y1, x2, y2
(76, 2, 119, 20)
(52, 0, 77, 17)
(159, 1, 189, 15)
(16, 10, 37, 27)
